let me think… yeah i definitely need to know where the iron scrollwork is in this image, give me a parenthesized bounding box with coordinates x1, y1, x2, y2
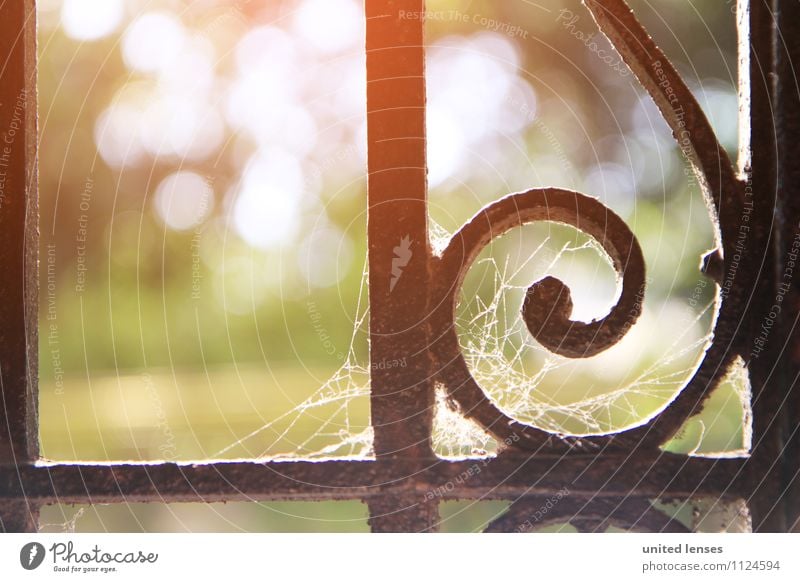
(430, 0, 747, 455)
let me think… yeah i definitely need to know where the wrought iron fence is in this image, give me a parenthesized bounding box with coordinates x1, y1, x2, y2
(1, 0, 799, 533)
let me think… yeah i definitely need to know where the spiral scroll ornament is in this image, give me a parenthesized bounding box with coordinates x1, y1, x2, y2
(428, 0, 747, 454)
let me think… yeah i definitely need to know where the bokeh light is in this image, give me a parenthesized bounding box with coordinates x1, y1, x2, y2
(233, 149, 305, 249)
(36, 0, 745, 532)
(60, 0, 124, 41)
(292, 0, 362, 55)
(153, 171, 214, 231)
(122, 12, 187, 73)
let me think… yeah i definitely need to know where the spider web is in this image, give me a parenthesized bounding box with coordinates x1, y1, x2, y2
(211, 254, 374, 460)
(210, 220, 751, 461)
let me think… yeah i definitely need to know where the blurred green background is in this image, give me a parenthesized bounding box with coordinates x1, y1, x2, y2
(37, 0, 747, 531)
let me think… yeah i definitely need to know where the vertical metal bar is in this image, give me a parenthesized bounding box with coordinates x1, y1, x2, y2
(366, 0, 433, 460)
(771, 0, 800, 532)
(0, 0, 39, 532)
(365, 0, 438, 531)
(366, 0, 433, 466)
(739, 0, 787, 532)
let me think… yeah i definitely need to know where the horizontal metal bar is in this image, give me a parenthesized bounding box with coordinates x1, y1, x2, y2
(0, 454, 747, 505)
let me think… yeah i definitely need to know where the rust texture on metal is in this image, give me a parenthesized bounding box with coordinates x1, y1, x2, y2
(0, 501, 38, 533)
(0, 0, 38, 533)
(582, 0, 750, 451)
(367, 494, 439, 533)
(423, 0, 755, 459)
(364, 0, 441, 531)
(366, 0, 434, 462)
(0, 454, 745, 504)
(0, 0, 38, 466)
(0, 0, 798, 533)
(745, 0, 800, 532)
(430, 189, 645, 452)
(773, 0, 800, 533)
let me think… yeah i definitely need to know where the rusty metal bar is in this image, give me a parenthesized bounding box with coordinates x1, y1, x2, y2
(365, 0, 438, 530)
(367, 494, 439, 533)
(0, 455, 746, 504)
(366, 0, 433, 460)
(769, 0, 800, 532)
(739, 0, 789, 532)
(0, 0, 38, 533)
